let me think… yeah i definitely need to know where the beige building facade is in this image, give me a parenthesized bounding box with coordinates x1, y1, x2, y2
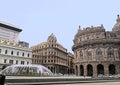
(72, 15, 120, 76)
(31, 33, 68, 74)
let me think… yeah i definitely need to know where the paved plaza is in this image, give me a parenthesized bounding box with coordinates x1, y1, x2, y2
(52, 82, 120, 85)
(5, 76, 120, 85)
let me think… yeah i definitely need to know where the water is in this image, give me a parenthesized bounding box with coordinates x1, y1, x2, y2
(0, 64, 53, 76)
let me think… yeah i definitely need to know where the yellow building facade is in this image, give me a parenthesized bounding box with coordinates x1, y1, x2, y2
(31, 33, 68, 74)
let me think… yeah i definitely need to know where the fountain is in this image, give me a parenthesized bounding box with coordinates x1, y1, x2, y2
(0, 64, 53, 76)
(0, 64, 92, 85)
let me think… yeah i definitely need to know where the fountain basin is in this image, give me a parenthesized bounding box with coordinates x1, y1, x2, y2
(0, 64, 53, 76)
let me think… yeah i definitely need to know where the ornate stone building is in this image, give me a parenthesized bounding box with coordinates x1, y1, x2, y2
(31, 33, 68, 74)
(72, 15, 120, 76)
(0, 22, 32, 70)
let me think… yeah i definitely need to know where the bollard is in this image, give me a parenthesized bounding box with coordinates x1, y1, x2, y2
(0, 74, 6, 85)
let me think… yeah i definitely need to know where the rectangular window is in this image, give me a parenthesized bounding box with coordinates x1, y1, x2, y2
(9, 60, 13, 64)
(17, 52, 19, 56)
(22, 53, 24, 56)
(16, 60, 18, 64)
(5, 50, 7, 54)
(4, 59, 7, 63)
(27, 54, 30, 57)
(21, 61, 25, 65)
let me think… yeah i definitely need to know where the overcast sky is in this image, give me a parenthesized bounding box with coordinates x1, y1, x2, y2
(0, 0, 120, 52)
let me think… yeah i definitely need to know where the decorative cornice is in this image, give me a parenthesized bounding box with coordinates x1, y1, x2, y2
(72, 38, 120, 51)
(0, 22, 22, 32)
(75, 25, 105, 37)
(0, 40, 31, 51)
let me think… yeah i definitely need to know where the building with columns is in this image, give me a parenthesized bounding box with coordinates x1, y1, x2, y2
(72, 15, 120, 76)
(0, 22, 32, 70)
(31, 33, 68, 74)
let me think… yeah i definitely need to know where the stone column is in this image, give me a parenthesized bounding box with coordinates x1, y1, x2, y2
(75, 65, 79, 76)
(115, 64, 119, 74)
(78, 65, 80, 76)
(93, 64, 97, 76)
(84, 64, 87, 76)
(56, 66, 59, 74)
(75, 65, 78, 76)
(104, 64, 109, 74)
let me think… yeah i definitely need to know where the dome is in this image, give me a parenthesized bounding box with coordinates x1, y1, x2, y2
(0, 64, 53, 76)
(112, 15, 120, 31)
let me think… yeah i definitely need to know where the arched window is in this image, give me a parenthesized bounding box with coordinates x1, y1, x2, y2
(5, 50, 7, 54)
(0, 49, 1, 53)
(75, 65, 78, 76)
(109, 64, 115, 75)
(96, 47, 102, 60)
(52, 44, 53, 47)
(22, 53, 24, 56)
(107, 47, 114, 58)
(86, 49, 92, 60)
(96, 47, 102, 55)
(27, 53, 30, 57)
(11, 51, 13, 55)
(48, 67, 50, 70)
(17, 52, 19, 56)
(97, 64, 104, 75)
(79, 50, 83, 60)
(80, 65, 84, 76)
(87, 64, 93, 76)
